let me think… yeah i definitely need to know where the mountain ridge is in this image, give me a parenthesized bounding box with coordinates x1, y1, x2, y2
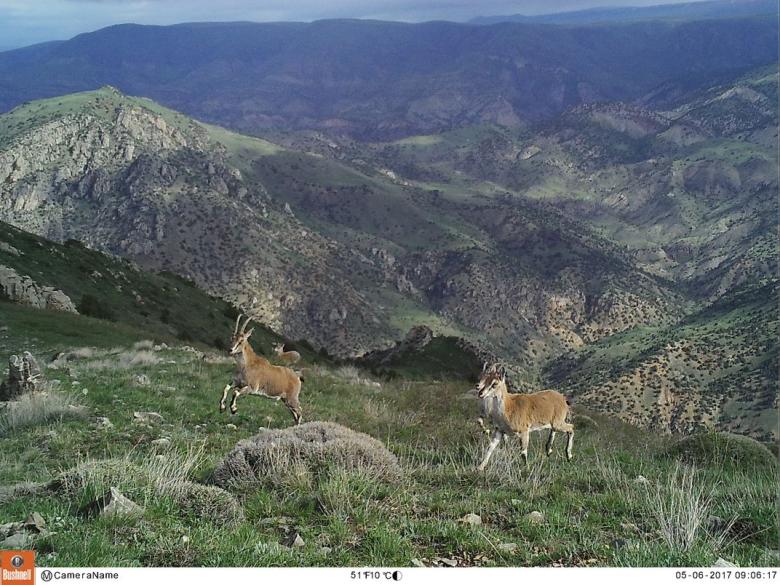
(0, 16, 776, 139)
(470, 0, 778, 25)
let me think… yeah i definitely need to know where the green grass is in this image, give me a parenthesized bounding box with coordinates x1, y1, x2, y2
(0, 306, 776, 567)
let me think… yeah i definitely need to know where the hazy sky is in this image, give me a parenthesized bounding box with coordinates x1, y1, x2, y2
(0, 0, 713, 50)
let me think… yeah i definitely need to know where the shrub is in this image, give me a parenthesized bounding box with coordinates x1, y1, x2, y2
(173, 483, 244, 524)
(664, 432, 777, 469)
(77, 294, 115, 321)
(211, 421, 402, 490)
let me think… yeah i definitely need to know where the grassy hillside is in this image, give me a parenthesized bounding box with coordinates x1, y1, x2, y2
(0, 302, 776, 567)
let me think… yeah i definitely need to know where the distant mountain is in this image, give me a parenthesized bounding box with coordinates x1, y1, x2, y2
(266, 65, 778, 440)
(0, 16, 776, 139)
(0, 88, 680, 375)
(471, 0, 778, 25)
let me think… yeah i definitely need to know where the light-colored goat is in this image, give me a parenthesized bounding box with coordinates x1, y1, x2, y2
(272, 342, 301, 365)
(219, 313, 303, 424)
(476, 363, 573, 470)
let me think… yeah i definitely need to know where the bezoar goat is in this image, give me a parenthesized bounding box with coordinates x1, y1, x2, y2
(272, 342, 301, 365)
(219, 312, 303, 425)
(476, 363, 573, 470)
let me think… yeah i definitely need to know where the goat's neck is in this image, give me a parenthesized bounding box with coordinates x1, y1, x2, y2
(493, 381, 510, 410)
(238, 343, 257, 366)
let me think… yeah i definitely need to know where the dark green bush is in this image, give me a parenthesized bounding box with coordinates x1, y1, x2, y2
(77, 294, 115, 321)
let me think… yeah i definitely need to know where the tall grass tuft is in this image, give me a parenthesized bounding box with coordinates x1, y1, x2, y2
(0, 389, 86, 436)
(646, 464, 732, 552)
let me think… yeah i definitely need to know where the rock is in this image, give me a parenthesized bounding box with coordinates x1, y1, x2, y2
(1, 531, 31, 549)
(621, 522, 640, 532)
(1, 352, 43, 400)
(83, 487, 144, 518)
(526, 511, 545, 524)
(458, 513, 482, 526)
(284, 532, 305, 548)
(96, 416, 113, 429)
(24, 512, 46, 532)
(438, 558, 458, 567)
(707, 515, 727, 532)
(510, 499, 522, 506)
(713, 558, 738, 568)
(0, 265, 77, 313)
(151, 438, 171, 448)
(634, 475, 649, 485)
(0, 512, 52, 549)
(133, 411, 164, 424)
(134, 374, 151, 386)
(226, 423, 238, 430)
(410, 559, 425, 567)
(181, 535, 190, 544)
(498, 542, 518, 553)
(319, 546, 332, 555)
(0, 242, 21, 256)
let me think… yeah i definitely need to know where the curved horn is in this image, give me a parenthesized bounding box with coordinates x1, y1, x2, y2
(234, 312, 243, 335)
(239, 313, 252, 334)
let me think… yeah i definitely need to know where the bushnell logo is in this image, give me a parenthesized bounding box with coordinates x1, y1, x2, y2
(0, 550, 35, 585)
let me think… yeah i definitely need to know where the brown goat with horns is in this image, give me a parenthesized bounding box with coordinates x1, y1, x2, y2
(219, 312, 303, 424)
(476, 363, 573, 470)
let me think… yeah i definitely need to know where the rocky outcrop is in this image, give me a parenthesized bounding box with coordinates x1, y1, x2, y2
(0, 265, 78, 313)
(0, 265, 77, 313)
(0, 352, 43, 401)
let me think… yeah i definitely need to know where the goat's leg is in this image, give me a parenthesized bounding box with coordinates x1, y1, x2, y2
(219, 383, 233, 413)
(478, 430, 503, 471)
(519, 429, 530, 464)
(546, 429, 557, 456)
(229, 386, 249, 415)
(554, 422, 575, 460)
(284, 396, 302, 426)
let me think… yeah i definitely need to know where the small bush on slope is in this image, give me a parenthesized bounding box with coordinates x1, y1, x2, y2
(211, 421, 402, 490)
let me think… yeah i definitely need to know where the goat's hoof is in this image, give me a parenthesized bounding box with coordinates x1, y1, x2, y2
(230, 409, 237, 416)
(219, 405, 225, 413)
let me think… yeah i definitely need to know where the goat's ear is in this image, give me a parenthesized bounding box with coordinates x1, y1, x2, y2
(482, 361, 489, 373)
(246, 327, 255, 337)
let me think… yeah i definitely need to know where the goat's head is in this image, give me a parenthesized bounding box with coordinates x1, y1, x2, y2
(272, 342, 284, 354)
(476, 362, 506, 398)
(230, 313, 255, 355)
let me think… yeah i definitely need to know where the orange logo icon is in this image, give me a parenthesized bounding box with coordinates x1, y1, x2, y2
(0, 550, 35, 585)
